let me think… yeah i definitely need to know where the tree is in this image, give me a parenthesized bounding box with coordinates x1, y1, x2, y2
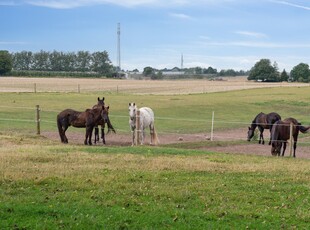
(12, 51, 33, 70)
(290, 63, 310, 82)
(0, 50, 13, 75)
(143, 66, 154, 77)
(91, 51, 114, 75)
(32, 50, 50, 71)
(280, 69, 289, 82)
(248, 59, 280, 82)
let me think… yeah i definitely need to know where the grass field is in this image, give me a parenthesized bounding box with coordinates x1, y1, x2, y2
(1, 80, 310, 229)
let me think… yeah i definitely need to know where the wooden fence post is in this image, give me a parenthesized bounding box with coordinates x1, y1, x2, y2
(34, 83, 37, 93)
(36, 105, 40, 135)
(78, 84, 80, 93)
(135, 110, 140, 145)
(289, 122, 293, 157)
(211, 111, 214, 141)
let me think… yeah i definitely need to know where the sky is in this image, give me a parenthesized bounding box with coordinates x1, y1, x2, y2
(1, 0, 310, 72)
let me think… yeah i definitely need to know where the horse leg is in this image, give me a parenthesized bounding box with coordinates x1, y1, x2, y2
(94, 126, 99, 144)
(149, 125, 154, 145)
(141, 129, 145, 145)
(132, 130, 135, 146)
(85, 126, 93, 145)
(63, 125, 69, 143)
(258, 127, 263, 144)
(293, 140, 297, 158)
(268, 129, 272, 145)
(88, 126, 94, 145)
(282, 142, 286, 157)
(101, 125, 106, 145)
(261, 129, 265, 145)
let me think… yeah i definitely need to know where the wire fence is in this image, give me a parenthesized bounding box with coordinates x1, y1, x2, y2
(0, 105, 309, 146)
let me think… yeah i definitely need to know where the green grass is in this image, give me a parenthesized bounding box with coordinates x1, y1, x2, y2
(0, 86, 310, 134)
(1, 87, 310, 229)
(1, 135, 310, 229)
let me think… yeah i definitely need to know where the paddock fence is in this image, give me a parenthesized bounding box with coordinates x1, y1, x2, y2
(0, 105, 309, 152)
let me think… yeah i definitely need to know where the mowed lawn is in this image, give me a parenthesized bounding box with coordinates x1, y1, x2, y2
(1, 86, 310, 229)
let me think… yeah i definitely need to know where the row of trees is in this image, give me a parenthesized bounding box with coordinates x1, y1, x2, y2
(10, 50, 115, 75)
(1, 50, 310, 82)
(248, 59, 310, 82)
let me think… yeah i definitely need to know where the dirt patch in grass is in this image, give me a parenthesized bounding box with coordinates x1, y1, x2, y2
(42, 127, 310, 159)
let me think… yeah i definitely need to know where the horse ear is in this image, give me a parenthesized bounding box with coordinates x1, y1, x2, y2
(102, 97, 105, 101)
(98, 97, 100, 101)
(133, 103, 135, 106)
(107, 106, 109, 109)
(248, 127, 251, 130)
(129, 102, 131, 106)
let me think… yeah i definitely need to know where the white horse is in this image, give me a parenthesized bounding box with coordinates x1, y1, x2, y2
(128, 102, 159, 146)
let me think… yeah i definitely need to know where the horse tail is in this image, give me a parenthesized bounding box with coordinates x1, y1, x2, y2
(298, 123, 310, 133)
(152, 126, 160, 145)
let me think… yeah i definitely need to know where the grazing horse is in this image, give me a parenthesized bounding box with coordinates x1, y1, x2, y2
(247, 112, 281, 145)
(93, 97, 116, 144)
(128, 102, 159, 146)
(57, 105, 108, 145)
(270, 117, 310, 157)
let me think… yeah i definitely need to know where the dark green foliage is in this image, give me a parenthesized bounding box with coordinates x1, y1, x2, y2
(0, 50, 12, 75)
(280, 69, 289, 82)
(10, 50, 114, 76)
(290, 63, 310, 82)
(248, 59, 280, 82)
(143, 66, 155, 76)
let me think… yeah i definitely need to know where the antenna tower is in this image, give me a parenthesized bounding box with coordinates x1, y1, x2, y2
(117, 23, 121, 71)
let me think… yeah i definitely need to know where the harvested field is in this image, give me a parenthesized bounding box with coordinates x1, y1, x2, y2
(0, 76, 308, 94)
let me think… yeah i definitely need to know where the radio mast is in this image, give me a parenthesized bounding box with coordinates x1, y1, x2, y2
(117, 23, 121, 71)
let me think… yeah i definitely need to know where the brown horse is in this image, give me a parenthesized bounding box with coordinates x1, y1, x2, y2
(57, 105, 109, 145)
(247, 112, 281, 145)
(270, 117, 310, 157)
(93, 97, 116, 144)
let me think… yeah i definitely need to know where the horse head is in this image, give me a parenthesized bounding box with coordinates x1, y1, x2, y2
(100, 106, 109, 123)
(247, 126, 254, 141)
(271, 141, 281, 156)
(97, 97, 105, 106)
(129, 102, 137, 121)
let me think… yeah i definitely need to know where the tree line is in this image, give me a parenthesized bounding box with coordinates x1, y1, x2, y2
(1, 50, 310, 82)
(2, 50, 115, 77)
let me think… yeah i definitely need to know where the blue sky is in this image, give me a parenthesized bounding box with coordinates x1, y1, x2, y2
(1, 0, 310, 72)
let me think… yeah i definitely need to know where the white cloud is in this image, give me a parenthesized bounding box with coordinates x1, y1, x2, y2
(169, 13, 192, 20)
(235, 31, 268, 38)
(271, 0, 310, 11)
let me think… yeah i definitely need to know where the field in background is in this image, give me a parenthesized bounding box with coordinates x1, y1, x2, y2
(0, 76, 308, 94)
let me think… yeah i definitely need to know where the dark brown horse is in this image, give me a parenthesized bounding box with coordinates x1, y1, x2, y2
(270, 117, 310, 157)
(247, 112, 281, 145)
(93, 97, 116, 144)
(57, 105, 109, 145)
